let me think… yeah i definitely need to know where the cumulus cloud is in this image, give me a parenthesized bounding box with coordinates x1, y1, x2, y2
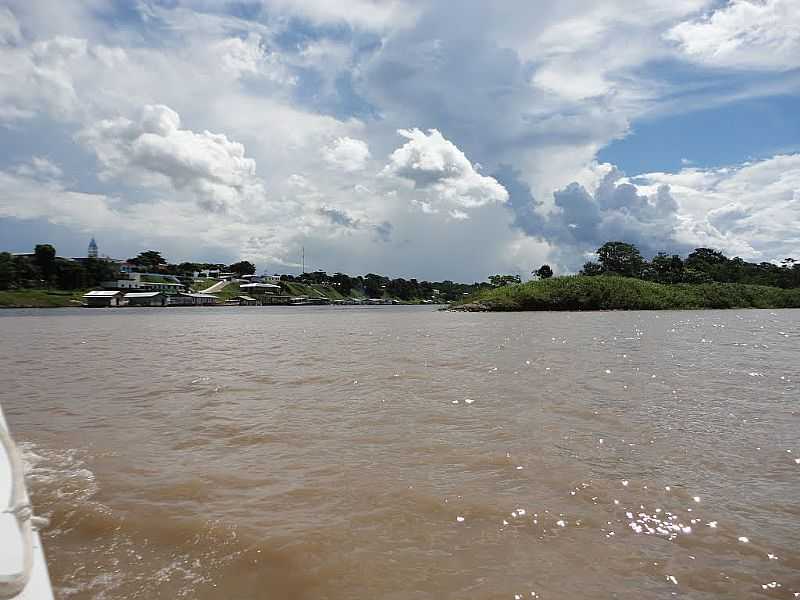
(666, 0, 800, 70)
(636, 154, 800, 260)
(501, 164, 685, 269)
(384, 128, 509, 213)
(499, 152, 800, 270)
(552, 171, 682, 255)
(322, 137, 371, 172)
(78, 104, 262, 212)
(0, 19, 90, 121)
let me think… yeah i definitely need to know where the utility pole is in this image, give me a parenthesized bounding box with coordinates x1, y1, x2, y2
(301, 246, 305, 275)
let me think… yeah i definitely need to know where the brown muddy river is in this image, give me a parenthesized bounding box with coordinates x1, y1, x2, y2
(1, 306, 798, 599)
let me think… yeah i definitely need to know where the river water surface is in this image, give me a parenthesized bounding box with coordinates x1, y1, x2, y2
(1, 306, 798, 599)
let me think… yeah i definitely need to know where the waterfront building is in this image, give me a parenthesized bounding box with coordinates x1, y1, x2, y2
(124, 292, 167, 307)
(82, 290, 124, 307)
(186, 293, 218, 306)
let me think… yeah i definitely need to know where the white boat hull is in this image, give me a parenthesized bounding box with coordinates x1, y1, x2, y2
(0, 407, 54, 600)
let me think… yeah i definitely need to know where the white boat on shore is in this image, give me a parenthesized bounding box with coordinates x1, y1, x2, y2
(0, 406, 54, 600)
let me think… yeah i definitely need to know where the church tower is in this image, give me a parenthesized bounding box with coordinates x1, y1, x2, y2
(88, 237, 98, 258)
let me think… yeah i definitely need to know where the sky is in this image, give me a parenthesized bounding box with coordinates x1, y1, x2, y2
(0, 0, 799, 281)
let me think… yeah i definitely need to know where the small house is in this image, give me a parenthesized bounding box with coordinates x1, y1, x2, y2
(83, 290, 124, 308)
(235, 295, 258, 306)
(124, 291, 167, 307)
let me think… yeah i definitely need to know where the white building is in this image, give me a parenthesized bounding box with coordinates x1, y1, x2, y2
(124, 292, 167, 307)
(83, 290, 124, 307)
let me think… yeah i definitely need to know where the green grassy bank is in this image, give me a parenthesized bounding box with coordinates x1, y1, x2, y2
(0, 289, 85, 308)
(453, 276, 800, 312)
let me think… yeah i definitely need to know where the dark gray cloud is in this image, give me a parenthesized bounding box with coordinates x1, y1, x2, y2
(317, 206, 392, 243)
(318, 205, 359, 228)
(373, 221, 392, 242)
(495, 164, 689, 270)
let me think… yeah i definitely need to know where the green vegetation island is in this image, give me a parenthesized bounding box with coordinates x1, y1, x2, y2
(454, 242, 800, 312)
(453, 276, 800, 312)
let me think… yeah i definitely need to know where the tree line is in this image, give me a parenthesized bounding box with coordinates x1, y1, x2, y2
(280, 271, 490, 301)
(0, 247, 258, 291)
(0, 246, 488, 301)
(0, 245, 118, 291)
(4, 242, 797, 295)
(580, 242, 800, 288)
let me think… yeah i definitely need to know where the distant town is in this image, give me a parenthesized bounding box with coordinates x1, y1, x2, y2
(0, 239, 497, 308)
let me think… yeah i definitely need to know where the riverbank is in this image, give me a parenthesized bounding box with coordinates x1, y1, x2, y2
(0, 289, 84, 308)
(0, 286, 439, 308)
(452, 276, 800, 311)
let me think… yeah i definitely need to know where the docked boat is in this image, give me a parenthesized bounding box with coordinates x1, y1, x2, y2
(0, 406, 54, 600)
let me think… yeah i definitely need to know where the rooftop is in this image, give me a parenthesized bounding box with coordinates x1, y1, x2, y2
(240, 282, 281, 289)
(124, 292, 163, 298)
(83, 290, 123, 297)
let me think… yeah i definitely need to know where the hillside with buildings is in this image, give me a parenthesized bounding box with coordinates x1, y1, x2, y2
(0, 239, 481, 308)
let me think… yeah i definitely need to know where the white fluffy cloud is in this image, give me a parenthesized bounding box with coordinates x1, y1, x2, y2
(0, 25, 89, 121)
(666, 0, 800, 70)
(322, 137, 371, 172)
(78, 105, 262, 212)
(384, 129, 509, 213)
(634, 154, 800, 260)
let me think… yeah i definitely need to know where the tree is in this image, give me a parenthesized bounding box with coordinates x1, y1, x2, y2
(330, 272, 353, 296)
(12, 255, 40, 287)
(596, 241, 644, 277)
(129, 250, 167, 272)
(34, 244, 57, 283)
(84, 257, 118, 287)
(55, 260, 88, 290)
(176, 262, 200, 273)
(363, 273, 388, 297)
(0, 252, 16, 290)
(534, 264, 553, 279)
(580, 261, 604, 276)
(686, 248, 728, 267)
(488, 274, 521, 287)
(648, 253, 684, 284)
(228, 260, 256, 276)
